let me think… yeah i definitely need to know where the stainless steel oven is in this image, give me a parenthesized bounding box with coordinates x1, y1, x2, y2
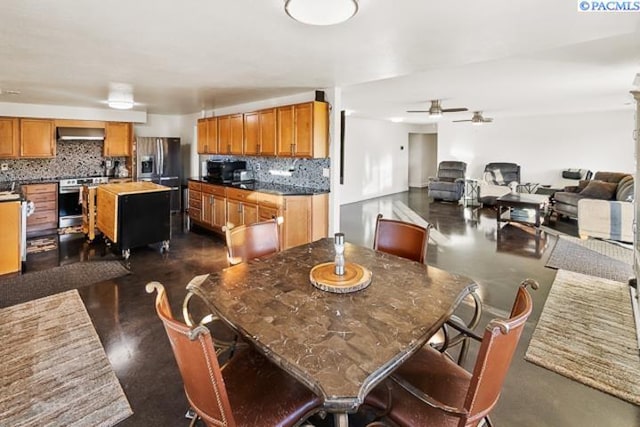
(58, 177, 108, 228)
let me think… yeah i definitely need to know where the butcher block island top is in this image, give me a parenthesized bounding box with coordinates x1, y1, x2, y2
(98, 181, 170, 196)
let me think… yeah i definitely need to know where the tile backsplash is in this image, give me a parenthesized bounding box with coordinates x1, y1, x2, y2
(203, 155, 330, 190)
(0, 141, 125, 182)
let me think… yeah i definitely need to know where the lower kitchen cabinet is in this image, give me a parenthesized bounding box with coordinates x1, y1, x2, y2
(226, 187, 258, 227)
(187, 181, 202, 222)
(200, 183, 227, 232)
(0, 201, 22, 275)
(23, 183, 58, 236)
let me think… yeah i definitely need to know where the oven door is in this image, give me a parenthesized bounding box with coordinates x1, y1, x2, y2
(58, 187, 83, 228)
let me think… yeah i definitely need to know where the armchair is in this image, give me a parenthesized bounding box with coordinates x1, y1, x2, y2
(428, 161, 467, 202)
(478, 162, 521, 205)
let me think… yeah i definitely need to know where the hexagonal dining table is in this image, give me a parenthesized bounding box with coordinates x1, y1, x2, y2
(187, 238, 477, 426)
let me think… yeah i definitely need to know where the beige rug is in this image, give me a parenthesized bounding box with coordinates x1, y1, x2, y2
(0, 290, 133, 426)
(525, 270, 640, 405)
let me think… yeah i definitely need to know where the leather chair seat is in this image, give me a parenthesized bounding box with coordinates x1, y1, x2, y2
(224, 347, 322, 427)
(366, 346, 471, 426)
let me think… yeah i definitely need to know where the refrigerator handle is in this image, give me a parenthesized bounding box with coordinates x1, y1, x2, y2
(160, 138, 165, 175)
(156, 138, 162, 175)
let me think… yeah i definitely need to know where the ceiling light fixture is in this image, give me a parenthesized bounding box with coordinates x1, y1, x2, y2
(428, 100, 443, 118)
(284, 0, 358, 26)
(108, 83, 134, 110)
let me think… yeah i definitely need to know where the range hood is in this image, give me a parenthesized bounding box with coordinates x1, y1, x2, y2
(56, 127, 105, 141)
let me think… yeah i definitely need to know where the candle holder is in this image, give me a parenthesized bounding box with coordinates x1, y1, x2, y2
(334, 232, 345, 276)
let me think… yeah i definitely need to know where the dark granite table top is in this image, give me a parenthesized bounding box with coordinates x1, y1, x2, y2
(188, 177, 329, 196)
(187, 238, 476, 413)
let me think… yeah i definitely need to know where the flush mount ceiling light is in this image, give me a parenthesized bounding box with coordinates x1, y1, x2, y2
(108, 83, 134, 110)
(285, 0, 358, 26)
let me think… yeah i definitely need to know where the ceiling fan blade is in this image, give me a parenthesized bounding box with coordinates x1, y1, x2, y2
(441, 107, 469, 113)
(406, 110, 429, 113)
(452, 119, 472, 122)
(484, 118, 494, 122)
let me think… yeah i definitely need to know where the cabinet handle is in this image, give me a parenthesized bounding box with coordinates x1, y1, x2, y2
(228, 143, 231, 153)
(238, 203, 242, 213)
(290, 143, 294, 155)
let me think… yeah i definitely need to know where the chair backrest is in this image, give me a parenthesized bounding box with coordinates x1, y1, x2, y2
(436, 161, 467, 182)
(483, 162, 521, 186)
(461, 279, 537, 426)
(373, 214, 429, 263)
(224, 219, 280, 265)
(146, 282, 237, 427)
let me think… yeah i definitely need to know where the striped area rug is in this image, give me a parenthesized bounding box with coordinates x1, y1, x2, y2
(0, 290, 133, 426)
(525, 270, 640, 405)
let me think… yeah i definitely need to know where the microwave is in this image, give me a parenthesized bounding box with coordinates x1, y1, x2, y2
(206, 160, 246, 183)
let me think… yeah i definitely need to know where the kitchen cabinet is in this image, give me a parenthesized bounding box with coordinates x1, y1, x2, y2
(0, 117, 19, 158)
(187, 181, 202, 222)
(23, 183, 58, 236)
(226, 187, 258, 227)
(197, 117, 218, 154)
(217, 115, 231, 154)
(104, 122, 131, 157)
(230, 114, 244, 154)
(201, 183, 227, 231)
(277, 102, 328, 158)
(244, 109, 277, 156)
(20, 119, 56, 158)
(0, 200, 21, 275)
(97, 181, 171, 259)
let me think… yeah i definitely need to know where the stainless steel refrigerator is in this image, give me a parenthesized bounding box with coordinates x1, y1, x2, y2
(136, 137, 181, 212)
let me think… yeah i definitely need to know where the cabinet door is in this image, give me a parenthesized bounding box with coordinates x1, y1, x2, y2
(212, 195, 227, 228)
(259, 108, 277, 156)
(282, 196, 311, 249)
(293, 102, 313, 157)
(0, 117, 19, 158)
(230, 114, 244, 155)
(243, 203, 258, 225)
(104, 122, 131, 157)
(197, 119, 208, 154)
(277, 105, 295, 157)
(206, 117, 218, 154)
(218, 115, 231, 154)
(202, 193, 214, 225)
(244, 112, 260, 155)
(20, 119, 55, 158)
(0, 201, 21, 275)
(227, 199, 243, 228)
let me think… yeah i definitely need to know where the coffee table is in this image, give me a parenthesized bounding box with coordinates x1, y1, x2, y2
(496, 193, 550, 232)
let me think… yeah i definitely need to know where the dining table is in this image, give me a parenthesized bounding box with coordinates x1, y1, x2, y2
(187, 237, 477, 426)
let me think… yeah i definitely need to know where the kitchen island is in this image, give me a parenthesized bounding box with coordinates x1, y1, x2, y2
(97, 181, 171, 259)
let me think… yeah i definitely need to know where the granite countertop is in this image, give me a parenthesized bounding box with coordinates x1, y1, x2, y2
(0, 182, 24, 203)
(189, 177, 329, 196)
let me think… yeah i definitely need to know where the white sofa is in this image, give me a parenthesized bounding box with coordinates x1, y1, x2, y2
(578, 199, 633, 242)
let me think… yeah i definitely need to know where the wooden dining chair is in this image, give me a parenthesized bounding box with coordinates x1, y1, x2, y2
(223, 218, 280, 266)
(373, 214, 429, 263)
(146, 282, 322, 427)
(364, 279, 538, 427)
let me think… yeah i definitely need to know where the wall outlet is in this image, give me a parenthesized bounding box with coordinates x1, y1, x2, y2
(0, 163, 8, 171)
(255, 163, 261, 170)
(322, 168, 330, 178)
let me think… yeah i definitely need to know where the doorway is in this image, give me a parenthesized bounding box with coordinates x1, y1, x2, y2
(408, 133, 438, 188)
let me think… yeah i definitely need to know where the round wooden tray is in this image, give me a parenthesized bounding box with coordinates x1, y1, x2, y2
(309, 262, 372, 294)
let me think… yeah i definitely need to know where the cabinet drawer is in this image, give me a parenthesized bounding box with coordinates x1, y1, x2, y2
(257, 192, 283, 208)
(201, 183, 225, 197)
(189, 198, 202, 210)
(189, 208, 202, 221)
(188, 181, 202, 191)
(24, 183, 57, 194)
(259, 205, 281, 221)
(34, 200, 56, 212)
(27, 192, 57, 204)
(28, 210, 56, 226)
(226, 187, 255, 203)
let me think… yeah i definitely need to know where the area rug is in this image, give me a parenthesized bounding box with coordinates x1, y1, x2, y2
(0, 261, 130, 308)
(545, 235, 633, 283)
(525, 270, 640, 405)
(0, 290, 133, 426)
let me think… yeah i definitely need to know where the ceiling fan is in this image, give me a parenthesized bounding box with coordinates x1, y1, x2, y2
(453, 111, 493, 124)
(406, 99, 468, 117)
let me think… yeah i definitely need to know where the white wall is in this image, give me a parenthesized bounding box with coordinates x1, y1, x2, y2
(341, 117, 434, 205)
(408, 133, 437, 187)
(437, 109, 635, 186)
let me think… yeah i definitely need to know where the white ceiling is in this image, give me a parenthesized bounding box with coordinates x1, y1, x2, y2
(1, 0, 639, 122)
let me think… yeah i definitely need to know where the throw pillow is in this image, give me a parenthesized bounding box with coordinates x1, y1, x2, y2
(579, 180, 618, 200)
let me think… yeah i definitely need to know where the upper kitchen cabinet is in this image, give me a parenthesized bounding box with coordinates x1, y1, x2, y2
(277, 102, 328, 158)
(197, 117, 218, 154)
(0, 117, 19, 158)
(245, 108, 277, 156)
(20, 118, 56, 158)
(218, 114, 243, 155)
(104, 122, 131, 157)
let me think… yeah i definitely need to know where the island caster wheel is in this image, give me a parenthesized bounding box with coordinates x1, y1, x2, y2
(122, 249, 130, 260)
(161, 240, 170, 252)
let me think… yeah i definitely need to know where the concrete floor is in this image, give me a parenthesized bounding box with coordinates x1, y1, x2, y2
(23, 188, 640, 426)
